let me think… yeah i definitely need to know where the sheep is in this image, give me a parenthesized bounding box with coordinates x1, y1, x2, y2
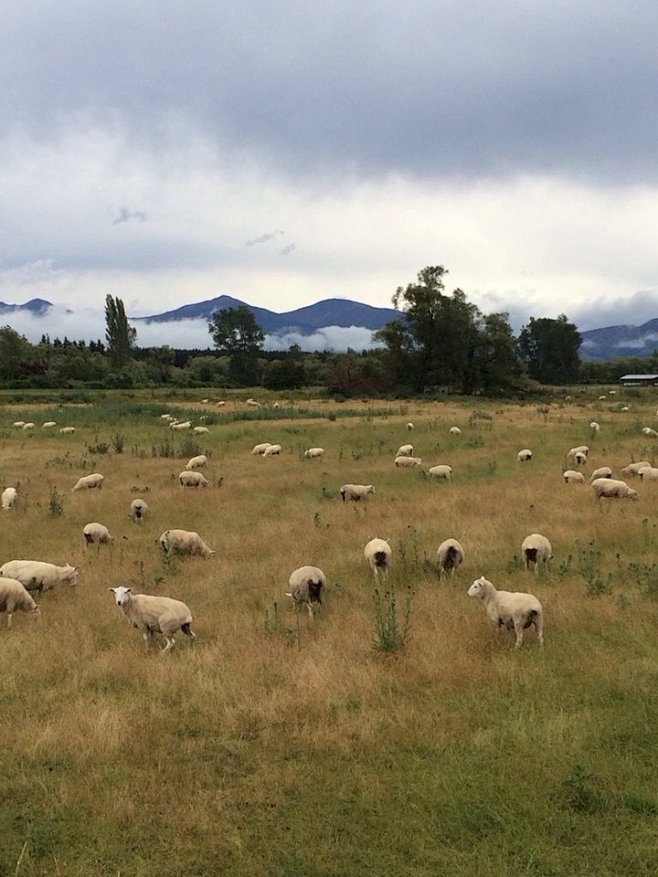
(406, 422, 415, 431)
(0, 577, 40, 627)
(562, 470, 586, 484)
(193, 426, 209, 435)
(590, 421, 601, 432)
(642, 427, 658, 437)
(22, 422, 35, 430)
(129, 498, 149, 523)
(160, 413, 175, 421)
(0, 560, 78, 592)
(304, 447, 325, 459)
(285, 566, 326, 618)
(186, 454, 207, 469)
(108, 586, 196, 652)
(591, 478, 639, 499)
(170, 420, 191, 431)
(521, 533, 552, 572)
(638, 466, 658, 481)
(72, 473, 104, 491)
(12, 421, 26, 428)
(1, 487, 18, 509)
(567, 445, 589, 459)
(262, 444, 282, 457)
(449, 426, 461, 435)
(620, 461, 651, 478)
(340, 484, 375, 502)
(246, 398, 262, 408)
(437, 538, 465, 576)
(467, 575, 544, 648)
(573, 451, 587, 467)
(589, 466, 613, 482)
(42, 421, 56, 429)
(215, 401, 226, 407)
(621, 406, 629, 412)
(364, 538, 391, 580)
(395, 444, 414, 457)
(59, 426, 76, 434)
(159, 529, 215, 558)
(83, 522, 113, 545)
(179, 470, 209, 488)
(429, 464, 452, 480)
(272, 401, 280, 409)
(394, 455, 422, 468)
(251, 442, 273, 455)
(517, 449, 533, 462)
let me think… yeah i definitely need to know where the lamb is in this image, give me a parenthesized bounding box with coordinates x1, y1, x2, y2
(395, 444, 414, 457)
(467, 575, 544, 648)
(159, 529, 215, 558)
(638, 466, 658, 481)
(364, 538, 391, 579)
(108, 586, 196, 652)
(83, 522, 113, 545)
(304, 447, 325, 459)
(437, 538, 465, 576)
(262, 444, 282, 457)
(394, 455, 422, 468)
(1, 487, 18, 509)
(186, 454, 207, 469)
(59, 426, 76, 434)
(449, 426, 461, 435)
(72, 473, 104, 491)
(179, 470, 209, 488)
(591, 478, 639, 499)
(620, 461, 651, 478)
(0, 560, 78, 592)
(562, 470, 586, 484)
(285, 566, 326, 618)
(589, 466, 613, 482)
(521, 533, 552, 572)
(42, 421, 56, 429)
(193, 426, 209, 435)
(0, 577, 40, 627)
(252, 442, 273, 455)
(428, 464, 452, 480)
(340, 484, 375, 502)
(129, 498, 149, 523)
(517, 449, 533, 462)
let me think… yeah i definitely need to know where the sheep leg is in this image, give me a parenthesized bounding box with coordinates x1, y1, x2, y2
(513, 620, 524, 648)
(306, 603, 314, 619)
(162, 635, 175, 652)
(534, 615, 545, 647)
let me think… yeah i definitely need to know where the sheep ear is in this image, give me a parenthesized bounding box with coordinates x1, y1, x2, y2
(108, 587, 116, 592)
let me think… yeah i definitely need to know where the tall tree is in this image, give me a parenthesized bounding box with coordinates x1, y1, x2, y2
(517, 315, 581, 384)
(208, 305, 265, 385)
(105, 294, 137, 369)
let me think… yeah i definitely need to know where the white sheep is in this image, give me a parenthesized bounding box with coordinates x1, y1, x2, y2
(642, 427, 658, 437)
(589, 466, 613, 482)
(590, 421, 601, 432)
(59, 426, 76, 434)
(517, 449, 533, 462)
(285, 566, 326, 617)
(159, 529, 215, 558)
(621, 406, 629, 412)
(0, 577, 40, 627)
(395, 444, 414, 457)
(216, 401, 226, 407)
(521, 533, 552, 572)
(428, 464, 452, 480)
(340, 484, 375, 502)
(83, 522, 113, 546)
(109, 586, 196, 651)
(272, 402, 281, 409)
(160, 413, 175, 421)
(0, 560, 78, 592)
(186, 454, 207, 469)
(251, 442, 273, 455)
(573, 451, 587, 467)
(129, 498, 149, 523)
(262, 444, 282, 457)
(12, 421, 26, 428)
(22, 422, 35, 430)
(1, 487, 18, 509)
(591, 478, 639, 499)
(620, 461, 651, 478)
(179, 470, 209, 488)
(193, 426, 210, 435)
(437, 538, 465, 575)
(567, 445, 589, 459)
(304, 447, 325, 459)
(449, 426, 461, 435)
(72, 473, 104, 491)
(638, 466, 658, 481)
(246, 398, 261, 408)
(406, 422, 415, 431)
(42, 421, 56, 429)
(170, 420, 192, 431)
(562, 470, 586, 484)
(364, 538, 391, 580)
(467, 575, 544, 648)
(394, 455, 422, 468)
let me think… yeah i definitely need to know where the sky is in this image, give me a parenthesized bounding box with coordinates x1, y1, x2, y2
(2, 1, 658, 350)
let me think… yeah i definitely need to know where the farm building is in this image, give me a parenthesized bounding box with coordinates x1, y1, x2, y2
(619, 374, 658, 387)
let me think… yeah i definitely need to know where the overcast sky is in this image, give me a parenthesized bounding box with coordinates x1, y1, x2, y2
(2, 1, 658, 348)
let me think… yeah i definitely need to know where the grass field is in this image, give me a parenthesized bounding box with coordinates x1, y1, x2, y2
(1, 388, 658, 876)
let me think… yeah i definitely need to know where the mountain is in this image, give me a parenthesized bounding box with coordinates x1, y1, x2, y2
(579, 319, 658, 361)
(0, 298, 53, 316)
(132, 295, 400, 334)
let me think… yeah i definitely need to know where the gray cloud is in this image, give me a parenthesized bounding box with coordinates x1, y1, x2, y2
(111, 205, 149, 225)
(568, 291, 658, 332)
(246, 230, 285, 247)
(279, 243, 296, 256)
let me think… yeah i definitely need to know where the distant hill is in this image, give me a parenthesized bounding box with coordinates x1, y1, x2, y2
(579, 319, 658, 361)
(0, 298, 53, 316)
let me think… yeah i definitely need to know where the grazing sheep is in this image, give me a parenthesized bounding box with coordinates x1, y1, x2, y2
(42, 421, 56, 429)
(272, 402, 280, 409)
(517, 449, 533, 462)
(0, 560, 78, 592)
(72, 473, 104, 491)
(0, 577, 40, 627)
(159, 529, 215, 558)
(590, 421, 601, 432)
(591, 478, 639, 499)
(170, 420, 192, 431)
(304, 447, 325, 459)
(12, 421, 26, 428)
(109, 586, 195, 652)
(179, 470, 209, 488)
(364, 538, 391, 579)
(129, 498, 149, 523)
(598, 395, 607, 401)
(589, 466, 613, 482)
(394, 455, 422, 468)
(621, 406, 629, 412)
(193, 426, 209, 435)
(449, 426, 461, 435)
(216, 400, 226, 407)
(521, 533, 552, 572)
(59, 426, 76, 434)
(22, 422, 35, 430)
(251, 442, 273, 455)
(620, 461, 651, 478)
(83, 522, 113, 545)
(395, 444, 414, 457)
(340, 484, 376, 502)
(642, 427, 658, 437)
(563, 470, 586, 484)
(467, 575, 544, 649)
(567, 445, 589, 459)
(437, 538, 465, 575)
(262, 444, 282, 457)
(406, 422, 415, 431)
(160, 413, 175, 421)
(573, 451, 587, 466)
(429, 464, 452, 480)
(285, 566, 326, 618)
(1, 487, 18, 509)
(638, 466, 658, 481)
(186, 454, 207, 469)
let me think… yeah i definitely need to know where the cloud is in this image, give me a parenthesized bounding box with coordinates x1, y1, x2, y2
(279, 243, 296, 256)
(246, 230, 285, 247)
(569, 291, 658, 332)
(110, 205, 149, 225)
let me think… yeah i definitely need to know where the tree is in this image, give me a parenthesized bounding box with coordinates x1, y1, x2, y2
(105, 294, 137, 369)
(517, 315, 581, 384)
(477, 312, 520, 392)
(208, 306, 265, 385)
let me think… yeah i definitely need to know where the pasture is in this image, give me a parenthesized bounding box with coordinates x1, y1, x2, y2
(2, 389, 658, 876)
